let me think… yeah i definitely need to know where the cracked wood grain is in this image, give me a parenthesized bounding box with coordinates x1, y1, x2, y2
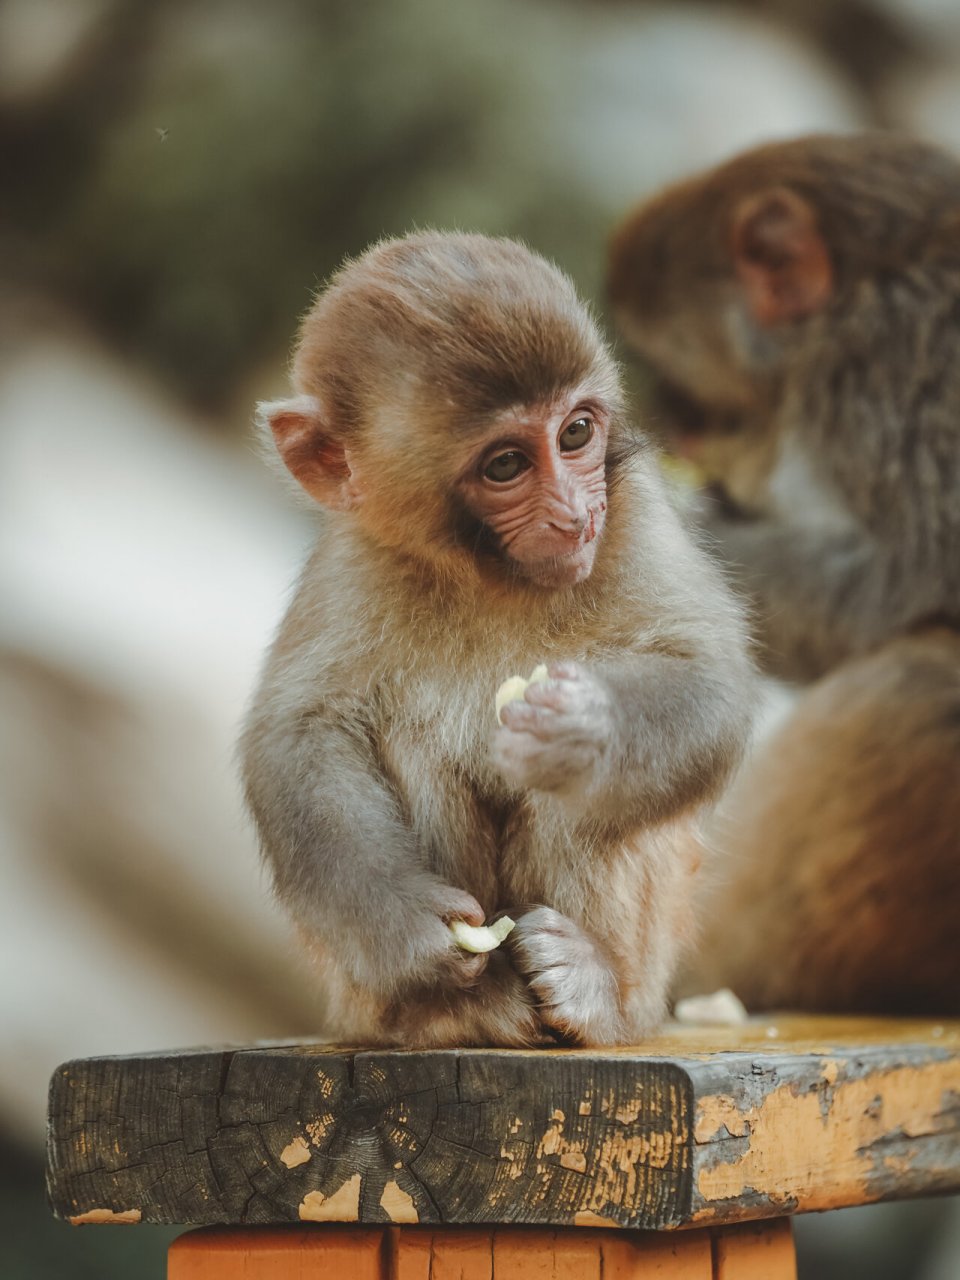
(46, 1017, 960, 1230)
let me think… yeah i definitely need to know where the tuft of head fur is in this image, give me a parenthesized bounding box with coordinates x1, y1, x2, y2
(260, 231, 636, 581)
(294, 231, 621, 435)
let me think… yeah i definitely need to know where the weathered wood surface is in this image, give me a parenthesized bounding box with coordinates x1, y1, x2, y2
(166, 1221, 795, 1279)
(47, 1016, 960, 1231)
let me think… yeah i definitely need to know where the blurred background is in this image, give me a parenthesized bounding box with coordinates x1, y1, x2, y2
(3, 0, 960, 1274)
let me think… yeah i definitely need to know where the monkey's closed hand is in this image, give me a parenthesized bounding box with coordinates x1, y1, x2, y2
(493, 662, 613, 798)
(400, 883, 492, 992)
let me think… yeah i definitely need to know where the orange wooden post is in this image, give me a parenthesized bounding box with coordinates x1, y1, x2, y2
(712, 1221, 796, 1280)
(167, 1222, 795, 1279)
(167, 1224, 386, 1279)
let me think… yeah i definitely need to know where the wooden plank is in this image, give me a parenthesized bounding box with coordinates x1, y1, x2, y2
(392, 1227, 495, 1280)
(166, 1225, 719, 1278)
(488, 1228, 602, 1280)
(712, 1220, 796, 1280)
(167, 1225, 386, 1279)
(46, 1017, 960, 1231)
(598, 1230, 712, 1277)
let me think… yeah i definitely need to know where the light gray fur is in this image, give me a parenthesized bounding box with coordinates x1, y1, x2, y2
(241, 458, 755, 1047)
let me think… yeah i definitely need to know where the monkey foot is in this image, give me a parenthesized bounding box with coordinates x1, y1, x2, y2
(510, 906, 623, 1045)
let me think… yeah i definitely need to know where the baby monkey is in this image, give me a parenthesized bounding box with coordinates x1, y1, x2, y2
(242, 232, 754, 1046)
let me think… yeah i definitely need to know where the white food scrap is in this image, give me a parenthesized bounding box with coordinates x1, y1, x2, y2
(673, 987, 749, 1025)
(449, 915, 516, 953)
(495, 663, 549, 723)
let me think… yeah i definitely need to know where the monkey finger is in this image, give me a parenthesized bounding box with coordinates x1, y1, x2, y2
(547, 661, 582, 681)
(523, 680, 577, 712)
(498, 702, 560, 738)
(432, 885, 486, 928)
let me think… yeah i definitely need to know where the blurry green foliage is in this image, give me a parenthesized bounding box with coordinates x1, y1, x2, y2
(3, 0, 612, 414)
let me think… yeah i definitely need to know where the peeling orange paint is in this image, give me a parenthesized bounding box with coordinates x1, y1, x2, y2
(305, 1113, 334, 1144)
(69, 1208, 141, 1225)
(696, 1059, 960, 1213)
(380, 1180, 418, 1223)
(299, 1174, 362, 1222)
(615, 1095, 645, 1124)
(821, 1059, 840, 1088)
(560, 1151, 587, 1172)
(694, 1094, 752, 1142)
(574, 1210, 619, 1227)
(538, 1122, 564, 1157)
(280, 1136, 311, 1168)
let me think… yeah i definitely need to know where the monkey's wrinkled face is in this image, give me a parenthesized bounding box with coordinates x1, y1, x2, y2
(455, 391, 610, 589)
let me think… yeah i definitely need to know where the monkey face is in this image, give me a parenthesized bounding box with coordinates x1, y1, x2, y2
(636, 369, 776, 512)
(453, 388, 611, 589)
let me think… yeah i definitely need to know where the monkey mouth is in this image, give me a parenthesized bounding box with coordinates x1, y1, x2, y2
(520, 540, 598, 588)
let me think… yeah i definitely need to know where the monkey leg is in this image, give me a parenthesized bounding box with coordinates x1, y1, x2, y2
(383, 955, 549, 1048)
(508, 820, 704, 1045)
(296, 929, 545, 1048)
(340, 953, 545, 1049)
(691, 629, 960, 1015)
(510, 906, 624, 1044)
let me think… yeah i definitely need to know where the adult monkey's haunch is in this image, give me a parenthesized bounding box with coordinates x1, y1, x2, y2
(241, 232, 755, 1047)
(609, 134, 960, 1014)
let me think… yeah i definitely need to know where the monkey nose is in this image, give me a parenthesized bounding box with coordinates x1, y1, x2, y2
(551, 512, 586, 537)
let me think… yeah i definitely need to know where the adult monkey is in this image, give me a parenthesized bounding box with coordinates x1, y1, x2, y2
(242, 232, 754, 1047)
(609, 133, 960, 1014)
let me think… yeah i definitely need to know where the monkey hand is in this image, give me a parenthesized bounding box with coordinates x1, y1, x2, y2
(509, 907, 623, 1044)
(492, 662, 614, 798)
(399, 882, 493, 993)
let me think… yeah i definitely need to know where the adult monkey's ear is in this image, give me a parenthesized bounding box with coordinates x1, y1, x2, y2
(730, 187, 833, 326)
(256, 395, 361, 511)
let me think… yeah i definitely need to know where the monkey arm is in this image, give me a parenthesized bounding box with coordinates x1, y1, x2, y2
(496, 651, 753, 829)
(705, 514, 902, 680)
(594, 651, 755, 825)
(241, 711, 485, 999)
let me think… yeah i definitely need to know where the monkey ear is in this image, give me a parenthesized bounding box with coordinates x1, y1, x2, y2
(730, 188, 833, 325)
(256, 396, 360, 511)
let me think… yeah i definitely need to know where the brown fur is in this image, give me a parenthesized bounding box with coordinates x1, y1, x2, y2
(242, 232, 755, 1047)
(609, 132, 960, 680)
(610, 134, 960, 1015)
(691, 630, 960, 1013)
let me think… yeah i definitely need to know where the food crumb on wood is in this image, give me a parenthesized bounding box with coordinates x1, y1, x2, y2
(673, 987, 748, 1025)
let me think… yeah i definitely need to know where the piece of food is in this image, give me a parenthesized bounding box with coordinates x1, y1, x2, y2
(449, 915, 516, 953)
(673, 987, 749, 1026)
(495, 663, 549, 723)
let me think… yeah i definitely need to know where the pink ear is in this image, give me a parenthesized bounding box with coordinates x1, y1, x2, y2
(731, 188, 833, 325)
(256, 396, 358, 510)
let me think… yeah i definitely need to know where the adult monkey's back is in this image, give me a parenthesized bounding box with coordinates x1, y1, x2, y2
(241, 232, 755, 1047)
(610, 133, 960, 1014)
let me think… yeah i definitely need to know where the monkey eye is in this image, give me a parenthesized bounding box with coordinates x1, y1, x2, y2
(559, 417, 593, 452)
(483, 450, 529, 483)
